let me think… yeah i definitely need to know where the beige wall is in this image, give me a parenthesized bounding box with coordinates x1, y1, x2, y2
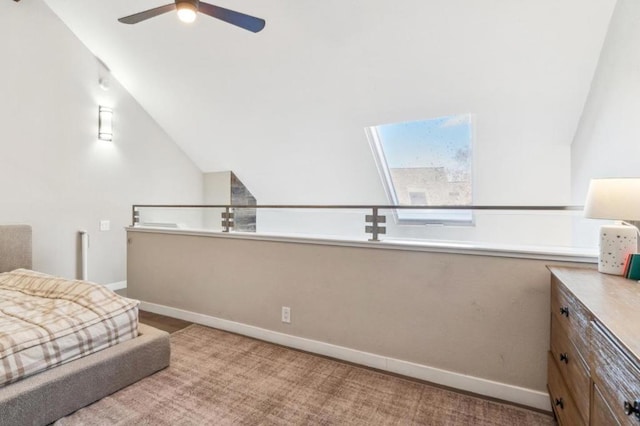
(127, 229, 591, 395)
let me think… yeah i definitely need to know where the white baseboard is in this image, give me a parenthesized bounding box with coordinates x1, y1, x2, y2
(139, 300, 551, 412)
(105, 280, 127, 291)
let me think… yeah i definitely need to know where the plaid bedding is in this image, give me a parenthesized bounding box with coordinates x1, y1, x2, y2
(0, 269, 139, 386)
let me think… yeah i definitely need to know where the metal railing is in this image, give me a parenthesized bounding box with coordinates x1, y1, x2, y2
(132, 204, 583, 242)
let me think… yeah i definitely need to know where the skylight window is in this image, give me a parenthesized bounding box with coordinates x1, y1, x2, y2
(367, 114, 474, 224)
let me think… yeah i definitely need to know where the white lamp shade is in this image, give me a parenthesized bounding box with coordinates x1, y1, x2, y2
(584, 178, 640, 221)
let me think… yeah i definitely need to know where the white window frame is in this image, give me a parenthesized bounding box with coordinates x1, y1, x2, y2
(366, 115, 475, 226)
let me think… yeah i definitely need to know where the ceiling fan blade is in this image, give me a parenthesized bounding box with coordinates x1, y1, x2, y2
(198, 2, 265, 33)
(118, 4, 176, 24)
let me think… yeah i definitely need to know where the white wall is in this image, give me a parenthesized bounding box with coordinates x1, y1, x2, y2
(175, 0, 612, 206)
(0, 0, 203, 284)
(41, 0, 615, 208)
(572, 0, 640, 204)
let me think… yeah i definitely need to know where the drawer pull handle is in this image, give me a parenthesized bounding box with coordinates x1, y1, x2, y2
(555, 398, 564, 410)
(559, 353, 569, 364)
(623, 400, 640, 419)
(559, 307, 569, 317)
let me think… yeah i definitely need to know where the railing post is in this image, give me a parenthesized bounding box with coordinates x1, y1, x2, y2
(365, 207, 386, 241)
(221, 207, 234, 232)
(132, 206, 140, 227)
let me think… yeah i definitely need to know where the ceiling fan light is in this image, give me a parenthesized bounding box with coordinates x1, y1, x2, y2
(177, 3, 197, 23)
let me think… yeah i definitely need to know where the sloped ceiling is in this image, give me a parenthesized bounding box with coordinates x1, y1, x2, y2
(42, 0, 616, 203)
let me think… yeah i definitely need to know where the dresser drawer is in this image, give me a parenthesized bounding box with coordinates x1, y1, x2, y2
(591, 321, 640, 426)
(548, 351, 585, 426)
(551, 276, 590, 362)
(550, 315, 589, 422)
(592, 383, 622, 426)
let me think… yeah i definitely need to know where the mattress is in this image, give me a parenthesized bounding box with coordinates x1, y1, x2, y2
(0, 269, 139, 387)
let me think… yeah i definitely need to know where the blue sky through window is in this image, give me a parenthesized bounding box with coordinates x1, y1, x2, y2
(376, 114, 472, 174)
(368, 113, 474, 224)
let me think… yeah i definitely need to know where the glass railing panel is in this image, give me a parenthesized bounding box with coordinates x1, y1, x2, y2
(131, 205, 603, 255)
(379, 208, 599, 251)
(134, 206, 225, 232)
(255, 208, 368, 241)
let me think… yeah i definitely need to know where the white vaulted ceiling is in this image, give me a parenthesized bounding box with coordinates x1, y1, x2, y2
(42, 0, 616, 203)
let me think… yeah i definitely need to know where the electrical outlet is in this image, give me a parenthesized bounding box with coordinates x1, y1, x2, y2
(99, 220, 110, 231)
(281, 306, 291, 324)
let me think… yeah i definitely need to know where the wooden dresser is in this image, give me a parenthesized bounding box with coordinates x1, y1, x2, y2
(548, 266, 640, 425)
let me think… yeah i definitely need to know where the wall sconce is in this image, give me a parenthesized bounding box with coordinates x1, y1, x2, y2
(98, 106, 113, 141)
(585, 177, 640, 275)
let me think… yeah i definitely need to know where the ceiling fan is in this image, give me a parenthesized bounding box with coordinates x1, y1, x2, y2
(118, 0, 265, 33)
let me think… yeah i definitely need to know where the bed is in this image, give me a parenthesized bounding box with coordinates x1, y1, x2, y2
(0, 225, 170, 426)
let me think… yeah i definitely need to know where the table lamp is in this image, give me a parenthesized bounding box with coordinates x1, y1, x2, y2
(584, 178, 640, 275)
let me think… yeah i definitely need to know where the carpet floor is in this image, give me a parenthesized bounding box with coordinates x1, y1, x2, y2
(56, 324, 555, 425)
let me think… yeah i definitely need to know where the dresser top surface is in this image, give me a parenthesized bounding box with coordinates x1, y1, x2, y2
(548, 266, 640, 363)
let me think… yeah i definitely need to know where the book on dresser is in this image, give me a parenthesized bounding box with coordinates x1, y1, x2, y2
(626, 254, 640, 280)
(547, 266, 640, 426)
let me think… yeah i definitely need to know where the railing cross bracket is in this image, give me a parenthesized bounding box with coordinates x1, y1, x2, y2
(365, 208, 386, 241)
(221, 208, 234, 232)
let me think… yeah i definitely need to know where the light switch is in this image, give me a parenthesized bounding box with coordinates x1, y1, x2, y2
(99, 220, 110, 231)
